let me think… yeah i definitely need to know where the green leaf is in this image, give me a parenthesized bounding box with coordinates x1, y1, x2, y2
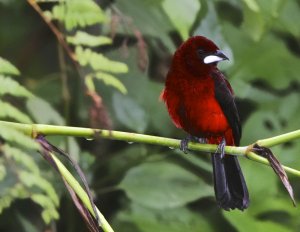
(50, 0, 106, 30)
(26, 97, 64, 125)
(93, 72, 127, 94)
(242, 0, 260, 12)
(3, 144, 40, 175)
(241, 111, 281, 145)
(223, 210, 292, 232)
(67, 31, 112, 47)
(0, 57, 20, 75)
(115, 0, 175, 51)
(119, 161, 213, 209)
(162, 0, 200, 40)
(20, 171, 59, 206)
(112, 92, 148, 133)
(242, 5, 265, 41)
(0, 100, 33, 123)
(31, 193, 59, 224)
(0, 184, 29, 214)
(0, 75, 33, 98)
(113, 203, 213, 232)
(75, 46, 128, 73)
(274, 1, 300, 37)
(224, 24, 300, 88)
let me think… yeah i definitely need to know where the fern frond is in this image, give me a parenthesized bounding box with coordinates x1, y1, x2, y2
(67, 31, 112, 47)
(0, 57, 20, 76)
(76, 46, 128, 73)
(0, 75, 33, 98)
(49, 0, 106, 30)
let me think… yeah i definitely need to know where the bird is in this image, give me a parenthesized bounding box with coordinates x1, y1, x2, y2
(161, 36, 249, 210)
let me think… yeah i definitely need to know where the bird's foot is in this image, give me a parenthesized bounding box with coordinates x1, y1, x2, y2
(215, 138, 226, 159)
(180, 135, 206, 154)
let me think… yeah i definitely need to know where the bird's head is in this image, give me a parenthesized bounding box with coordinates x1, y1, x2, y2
(174, 36, 229, 75)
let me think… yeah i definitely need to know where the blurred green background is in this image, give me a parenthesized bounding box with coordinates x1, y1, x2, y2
(0, 0, 300, 231)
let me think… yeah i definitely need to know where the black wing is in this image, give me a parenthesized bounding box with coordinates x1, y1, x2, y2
(211, 70, 241, 146)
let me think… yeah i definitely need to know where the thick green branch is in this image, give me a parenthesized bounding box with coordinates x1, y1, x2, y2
(1, 121, 300, 177)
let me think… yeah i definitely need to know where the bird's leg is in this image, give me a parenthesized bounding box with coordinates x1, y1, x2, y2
(180, 135, 206, 154)
(216, 138, 226, 159)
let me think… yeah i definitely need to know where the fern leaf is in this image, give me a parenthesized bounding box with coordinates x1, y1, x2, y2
(20, 171, 59, 206)
(92, 72, 127, 94)
(0, 75, 33, 98)
(67, 31, 112, 47)
(51, 0, 106, 30)
(0, 57, 20, 76)
(76, 46, 128, 73)
(2, 144, 40, 175)
(26, 97, 65, 125)
(0, 184, 29, 214)
(0, 100, 33, 123)
(31, 194, 59, 223)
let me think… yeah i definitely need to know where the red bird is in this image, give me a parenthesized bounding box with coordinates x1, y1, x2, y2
(161, 36, 249, 210)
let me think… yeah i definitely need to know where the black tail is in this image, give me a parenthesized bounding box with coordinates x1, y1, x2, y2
(211, 154, 249, 210)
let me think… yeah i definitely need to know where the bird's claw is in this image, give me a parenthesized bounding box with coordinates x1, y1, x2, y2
(180, 138, 189, 154)
(216, 138, 226, 159)
(180, 135, 206, 154)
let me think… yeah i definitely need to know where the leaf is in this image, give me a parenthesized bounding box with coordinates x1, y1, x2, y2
(224, 24, 300, 88)
(242, 0, 260, 12)
(112, 92, 148, 133)
(50, 0, 106, 30)
(242, 5, 265, 41)
(0, 100, 33, 123)
(31, 193, 59, 224)
(241, 111, 281, 145)
(115, 0, 175, 51)
(113, 203, 213, 232)
(3, 144, 40, 175)
(119, 161, 214, 209)
(19, 171, 59, 206)
(0, 75, 33, 98)
(92, 72, 127, 94)
(0, 57, 20, 75)
(75, 46, 128, 73)
(162, 0, 200, 40)
(67, 31, 112, 47)
(26, 97, 64, 125)
(274, 1, 300, 37)
(223, 210, 293, 232)
(0, 184, 29, 214)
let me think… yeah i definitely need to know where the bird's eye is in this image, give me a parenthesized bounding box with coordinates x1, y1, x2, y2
(197, 48, 205, 54)
(197, 48, 206, 58)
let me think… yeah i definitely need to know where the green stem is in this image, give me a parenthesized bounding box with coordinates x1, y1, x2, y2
(1, 120, 300, 177)
(50, 153, 114, 232)
(257, 130, 300, 147)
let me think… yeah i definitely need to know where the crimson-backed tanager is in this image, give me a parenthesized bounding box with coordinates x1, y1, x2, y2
(161, 36, 249, 210)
